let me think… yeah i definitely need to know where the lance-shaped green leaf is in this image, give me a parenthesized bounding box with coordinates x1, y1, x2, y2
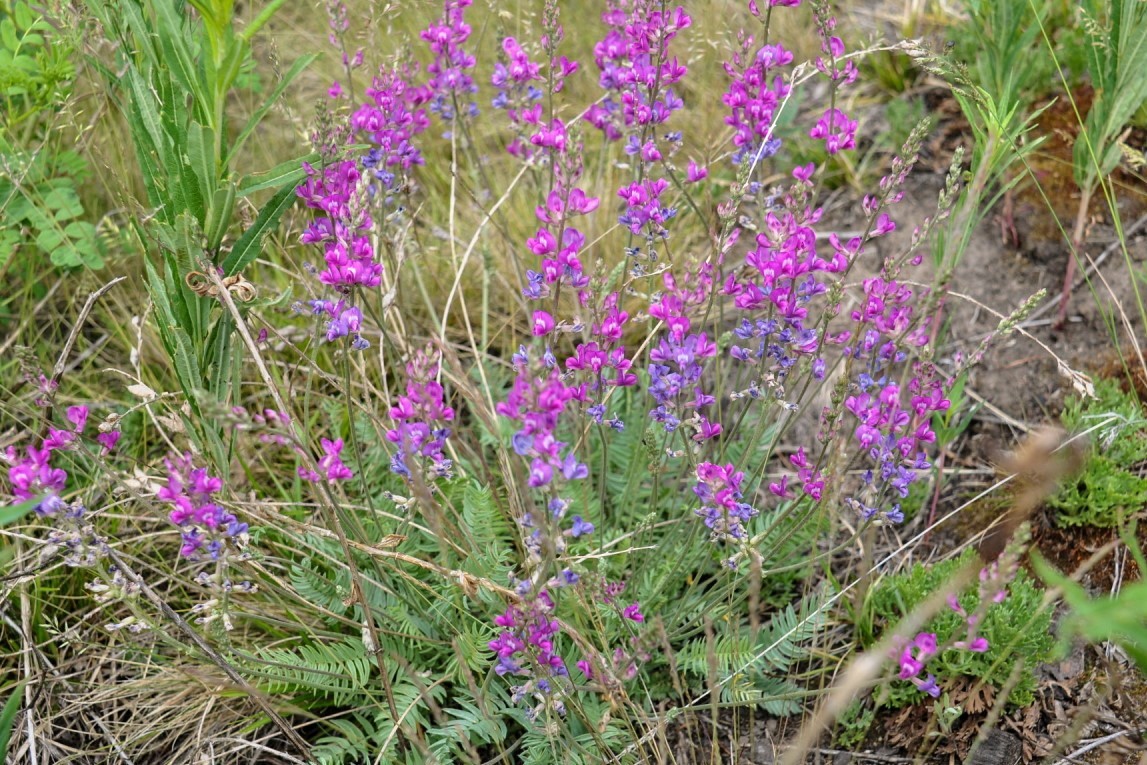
(221, 179, 297, 276)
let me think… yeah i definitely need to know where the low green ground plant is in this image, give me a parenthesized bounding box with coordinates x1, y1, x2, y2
(1049, 378, 1147, 528)
(863, 548, 1054, 709)
(837, 545, 1055, 748)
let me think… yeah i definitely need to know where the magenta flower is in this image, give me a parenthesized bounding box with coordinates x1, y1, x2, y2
(809, 107, 857, 155)
(722, 35, 793, 164)
(5, 444, 68, 515)
(585, 2, 692, 142)
(65, 406, 89, 433)
(693, 462, 757, 545)
(317, 438, 354, 483)
(421, 0, 479, 122)
(157, 454, 248, 560)
(386, 346, 455, 482)
(488, 591, 570, 717)
(532, 310, 555, 337)
(96, 431, 121, 456)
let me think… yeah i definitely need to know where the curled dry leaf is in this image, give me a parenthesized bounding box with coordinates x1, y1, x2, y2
(127, 382, 157, 400)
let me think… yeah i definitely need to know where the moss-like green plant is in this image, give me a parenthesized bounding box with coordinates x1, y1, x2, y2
(1049, 379, 1147, 528)
(864, 549, 1054, 709)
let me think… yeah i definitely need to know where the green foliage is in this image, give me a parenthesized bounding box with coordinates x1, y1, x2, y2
(1033, 538, 1147, 672)
(951, 0, 1057, 112)
(1071, 0, 1147, 193)
(1, 149, 104, 270)
(675, 597, 826, 715)
(0, 0, 72, 109)
(0, 497, 36, 568)
(1049, 379, 1147, 528)
(1, 0, 103, 271)
(256, 639, 374, 706)
(878, 98, 928, 155)
(0, 680, 24, 763)
(86, 0, 314, 444)
(836, 697, 877, 749)
(1, 3, 1029, 762)
(305, 674, 449, 765)
(865, 550, 1054, 708)
(924, 56, 1045, 275)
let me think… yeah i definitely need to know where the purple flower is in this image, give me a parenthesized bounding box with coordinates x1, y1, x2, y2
(96, 431, 121, 456)
(157, 454, 248, 560)
(528, 459, 554, 487)
(386, 346, 455, 482)
(914, 674, 941, 698)
(317, 438, 354, 483)
(809, 108, 858, 155)
(568, 515, 594, 538)
(586, 2, 692, 142)
(421, 0, 479, 123)
(488, 592, 570, 716)
(722, 34, 794, 165)
(65, 406, 89, 433)
(532, 310, 555, 337)
(5, 444, 68, 514)
(693, 462, 757, 546)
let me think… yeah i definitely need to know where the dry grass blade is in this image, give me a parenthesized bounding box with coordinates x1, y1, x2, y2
(101, 548, 313, 757)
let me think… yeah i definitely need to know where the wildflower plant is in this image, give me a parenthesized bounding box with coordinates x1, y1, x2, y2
(865, 546, 1054, 710)
(0, 0, 1051, 762)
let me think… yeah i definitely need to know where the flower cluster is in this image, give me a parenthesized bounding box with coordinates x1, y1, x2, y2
(769, 446, 824, 501)
(565, 292, 637, 425)
(497, 353, 594, 580)
(324, 439, 355, 482)
(809, 107, 858, 155)
(497, 366, 584, 491)
(420, 0, 478, 123)
(807, 6, 858, 155)
(521, 118, 598, 328)
(538, 0, 579, 95)
(732, 163, 934, 524)
(44, 501, 108, 568)
(946, 526, 1027, 652)
(296, 160, 377, 350)
(693, 462, 758, 544)
(617, 177, 676, 240)
(6, 439, 68, 516)
(4, 406, 117, 515)
(386, 345, 455, 482)
(487, 591, 570, 718)
(157, 454, 248, 560)
(2, 404, 122, 571)
(647, 268, 721, 440)
(585, 2, 691, 146)
(491, 37, 544, 157)
(896, 632, 942, 698)
(353, 64, 431, 204)
(894, 625, 990, 700)
(722, 40, 793, 165)
(576, 600, 651, 686)
(297, 160, 380, 292)
(491, 4, 579, 159)
(837, 364, 949, 523)
(722, 170, 843, 321)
